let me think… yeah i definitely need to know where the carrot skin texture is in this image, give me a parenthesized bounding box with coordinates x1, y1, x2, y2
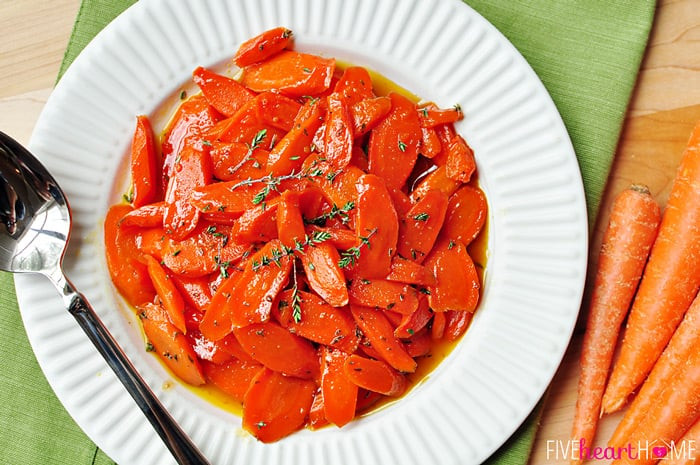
(569, 185, 660, 462)
(609, 288, 700, 448)
(604, 123, 700, 413)
(130, 115, 158, 208)
(233, 27, 293, 67)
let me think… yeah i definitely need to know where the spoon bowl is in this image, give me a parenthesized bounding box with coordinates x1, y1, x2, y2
(0, 131, 210, 465)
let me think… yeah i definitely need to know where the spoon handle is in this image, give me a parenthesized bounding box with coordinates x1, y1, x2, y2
(50, 272, 210, 465)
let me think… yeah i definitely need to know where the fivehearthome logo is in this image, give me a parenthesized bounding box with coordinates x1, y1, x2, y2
(546, 438, 697, 461)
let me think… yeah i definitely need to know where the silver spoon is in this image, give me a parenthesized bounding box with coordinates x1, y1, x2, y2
(0, 131, 210, 465)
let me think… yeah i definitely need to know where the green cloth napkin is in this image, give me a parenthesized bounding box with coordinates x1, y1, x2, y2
(0, 0, 655, 464)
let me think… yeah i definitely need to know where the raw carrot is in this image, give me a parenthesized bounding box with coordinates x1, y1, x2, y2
(603, 122, 700, 413)
(569, 185, 660, 462)
(609, 289, 700, 448)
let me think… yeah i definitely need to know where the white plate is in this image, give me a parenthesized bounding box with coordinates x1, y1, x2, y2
(18, 0, 587, 464)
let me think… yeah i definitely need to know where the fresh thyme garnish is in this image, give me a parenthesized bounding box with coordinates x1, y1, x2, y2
(291, 266, 302, 323)
(304, 201, 355, 226)
(225, 129, 268, 177)
(206, 225, 229, 246)
(251, 231, 332, 272)
(398, 140, 407, 152)
(232, 167, 325, 208)
(338, 228, 378, 268)
(413, 212, 430, 222)
(214, 255, 231, 278)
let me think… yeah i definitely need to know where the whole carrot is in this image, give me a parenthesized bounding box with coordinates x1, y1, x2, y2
(611, 339, 700, 465)
(569, 185, 660, 464)
(608, 290, 700, 448)
(603, 121, 700, 413)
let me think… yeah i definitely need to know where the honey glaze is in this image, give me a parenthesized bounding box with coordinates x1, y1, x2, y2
(143, 60, 489, 428)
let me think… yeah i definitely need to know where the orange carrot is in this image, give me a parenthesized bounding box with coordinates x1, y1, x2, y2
(241, 51, 335, 98)
(609, 289, 700, 448)
(193, 66, 255, 117)
(202, 358, 263, 403)
(343, 354, 407, 396)
(321, 347, 358, 427)
(350, 305, 416, 373)
(324, 92, 353, 170)
(234, 27, 294, 68)
(130, 115, 158, 208)
(569, 185, 660, 462)
(603, 122, 700, 413)
(144, 254, 187, 334)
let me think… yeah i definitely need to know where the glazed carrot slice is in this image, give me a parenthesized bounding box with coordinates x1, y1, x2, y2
(241, 50, 335, 97)
(444, 310, 473, 341)
(387, 187, 412, 218)
(217, 332, 257, 364)
(119, 202, 165, 229)
(105, 204, 155, 307)
(394, 296, 432, 338)
(232, 200, 280, 243)
(445, 134, 476, 183)
(431, 312, 446, 339)
(233, 26, 293, 67)
(235, 322, 320, 379)
(349, 279, 419, 315)
(321, 347, 357, 427)
(130, 115, 158, 208)
(266, 100, 324, 176)
(350, 96, 392, 138)
(308, 226, 357, 250)
(135, 226, 168, 262)
(187, 330, 234, 364)
(171, 275, 212, 313)
(198, 268, 243, 340)
(278, 290, 359, 353)
(314, 164, 364, 215)
(202, 358, 263, 403)
(397, 189, 448, 263)
(334, 66, 374, 105)
(209, 141, 269, 181)
(300, 242, 349, 307)
(276, 191, 306, 248)
(603, 122, 700, 412)
(424, 239, 480, 312)
(255, 92, 302, 132)
(350, 305, 416, 373)
(386, 256, 436, 287)
(356, 389, 382, 413)
(409, 165, 461, 203)
(344, 354, 407, 396)
(350, 174, 399, 278)
(368, 92, 422, 190)
(190, 181, 271, 217)
(144, 255, 187, 333)
(403, 328, 432, 357)
(417, 105, 463, 128)
(216, 97, 285, 146)
(324, 93, 353, 170)
(139, 303, 205, 385)
(440, 185, 488, 245)
(308, 389, 329, 430)
(242, 368, 316, 443)
(418, 126, 441, 159)
(193, 66, 256, 118)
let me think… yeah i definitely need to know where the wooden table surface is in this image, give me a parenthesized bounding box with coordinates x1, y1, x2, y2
(2, 1, 700, 464)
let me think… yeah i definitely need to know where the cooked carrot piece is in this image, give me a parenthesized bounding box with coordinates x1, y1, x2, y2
(334, 66, 374, 105)
(424, 239, 480, 312)
(444, 310, 473, 341)
(431, 312, 446, 339)
(321, 347, 358, 427)
(409, 165, 461, 203)
(276, 191, 306, 248)
(119, 202, 165, 229)
(216, 97, 285, 146)
(130, 115, 158, 208)
(255, 92, 301, 132)
(344, 354, 407, 396)
(350, 96, 392, 138)
(355, 388, 382, 413)
(190, 181, 271, 217)
(315, 164, 364, 216)
(417, 105, 463, 128)
(395, 296, 432, 338)
(241, 51, 335, 97)
(386, 256, 436, 287)
(324, 93, 353, 170)
(139, 303, 205, 385)
(397, 189, 448, 263)
(144, 255, 187, 333)
(418, 126, 441, 159)
(604, 122, 700, 413)
(233, 26, 293, 67)
(202, 358, 263, 402)
(308, 388, 329, 429)
(135, 226, 168, 261)
(368, 92, 422, 190)
(387, 187, 412, 218)
(350, 174, 399, 278)
(171, 275, 212, 313)
(233, 200, 280, 243)
(350, 305, 416, 373)
(187, 330, 234, 364)
(198, 268, 243, 340)
(307, 226, 357, 250)
(217, 333, 257, 364)
(209, 141, 269, 181)
(243, 368, 316, 443)
(193, 66, 256, 118)
(403, 328, 432, 357)
(300, 243, 349, 307)
(349, 279, 419, 315)
(266, 100, 324, 176)
(278, 290, 359, 353)
(445, 134, 476, 183)
(382, 309, 403, 327)
(235, 322, 320, 379)
(440, 185, 488, 245)
(105, 205, 155, 307)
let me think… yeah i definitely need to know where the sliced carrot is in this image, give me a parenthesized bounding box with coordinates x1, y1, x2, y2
(333, 66, 374, 105)
(444, 310, 473, 341)
(567, 185, 660, 459)
(394, 296, 432, 338)
(431, 312, 446, 339)
(255, 92, 301, 132)
(308, 388, 329, 429)
(344, 354, 407, 396)
(321, 347, 358, 427)
(368, 92, 422, 190)
(397, 189, 448, 263)
(409, 165, 461, 203)
(192, 66, 256, 118)
(418, 126, 441, 159)
(130, 115, 158, 208)
(235, 322, 320, 379)
(276, 190, 306, 248)
(190, 181, 270, 217)
(386, 256, 436, 287)
(355, 388, 382, 413)
(424, 239, 480, 312)
(350, 96, 392, 138)
(144, 255, 187, 333)
(300, 242, 349, 307)
(324, 93, 353, 170)
(349, 278, 419, 315)
(218, 333, 257, 364)
(417, 105, 463, 128)
(604, 122, 700, 412)
(216, 97, 285, 146)
(202, 358, 263, 403)
(609, 286, 700, 448)
(232, 200, 280, 243)
(350, 305, 416, 373)
(135, 226, 168, 262)
(278, 290, 359, 353)
(105, 205, 155, 307)
(209, 141, 269, 181)
(241, 50, 335, 97)
(403, 328, 432, 357)
(233, 26, 293, 67)
(266, 100, 324, 176)
(187, 330, 233, 364)
(119, 202, 165, 229)
(440, 185, 488, 245)
(198, 268, 243, 340)
(387, 186, 413, 218)
(242, 368, 316, 443)
(445, 134, 476, 183)
(171, 275, 212, 313)
(139, 303, 205, 385)
(308, 226, 357, 250)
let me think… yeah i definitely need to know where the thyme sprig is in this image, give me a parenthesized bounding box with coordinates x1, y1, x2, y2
(226, 129, 268, 177)
(338, 228, 378, 268)
(291, 265, 302, 323)
(304, 201, 355, 226)
(230, 166, 324, 208)
(251, 230, 332, 272)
